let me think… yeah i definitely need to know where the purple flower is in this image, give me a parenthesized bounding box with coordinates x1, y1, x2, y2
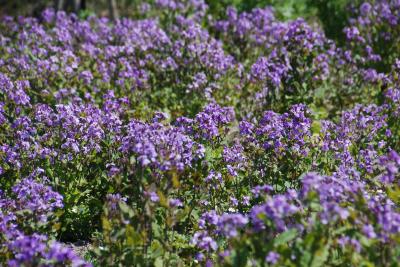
(363, 224, 377, 239)
(145, 191, 159, 203)
(360, 3, 372, 16)
(265, 251, 280, 264)
(193, 103, 235, 141)
(205, 171, 222, 184)
(106, 193, 127, 213)
(216, 213, 248, 238)
(192, 231, 218, 252)
(79, 70, 94, 85)
(12, 177, 63, 223)
(121, 120, 204, 171)
(169, 198, 183, 208)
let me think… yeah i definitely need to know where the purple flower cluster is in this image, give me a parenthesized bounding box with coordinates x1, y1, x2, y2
(0, 6, 237, 120)
(0, 177, 89, 266)
(344, 0, 400, 70)
(12, 176, 64, 223)
(121, 120, 205, 171)
(214, 7, 342, 111)
(241, 104, 312, 157)
(378, 150, 400, 184)
(321, 104, 389, 171)
(214, 6, 276, 50)
(176, 103, 235, 141)
(1, 95, 126, 172)
(192, 210, 248, 252)
(195, 161, 400, 263)
(7, 235, 90, 267)
(223, 142, 246, 176)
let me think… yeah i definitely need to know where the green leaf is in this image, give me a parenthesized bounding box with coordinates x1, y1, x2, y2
(150, 240, 164, 258)
(300, 250, 312, 267)
(310, 242, 330, 267)
(126, 224, 142, 246)
(331, 226, 351, 236)
(274, 229, 298, 246)
(154, 257, 163, 267)
(102, 216, 112, 232)
(311, 121, 322, 135)
(118, 202, 131, 214)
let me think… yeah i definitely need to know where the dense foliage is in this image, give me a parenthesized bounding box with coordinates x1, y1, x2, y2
(2, 0, 400, 266)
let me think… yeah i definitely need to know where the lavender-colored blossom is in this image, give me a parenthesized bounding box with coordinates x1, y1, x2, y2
(121, 120, 204, 171)
(216, 213, 248, 238)
(169, 198, 183, 207)
(265, 251, 280, 264)
(145, 191, 160, 203)
(192, 231, 218, 252)
(175, 103, 234, 142)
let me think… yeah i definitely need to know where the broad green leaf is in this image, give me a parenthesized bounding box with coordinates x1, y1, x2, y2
(274, 229, 298, 246)
(154, 257, 164, 267)
(310, 242, 330, 267)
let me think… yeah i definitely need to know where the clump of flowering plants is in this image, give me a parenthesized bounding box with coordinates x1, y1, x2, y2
(344, 0, 400, 72)
(0, 172, 90, 266)
(193, 166, 400, 266)
(2, 0, 400, 266)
